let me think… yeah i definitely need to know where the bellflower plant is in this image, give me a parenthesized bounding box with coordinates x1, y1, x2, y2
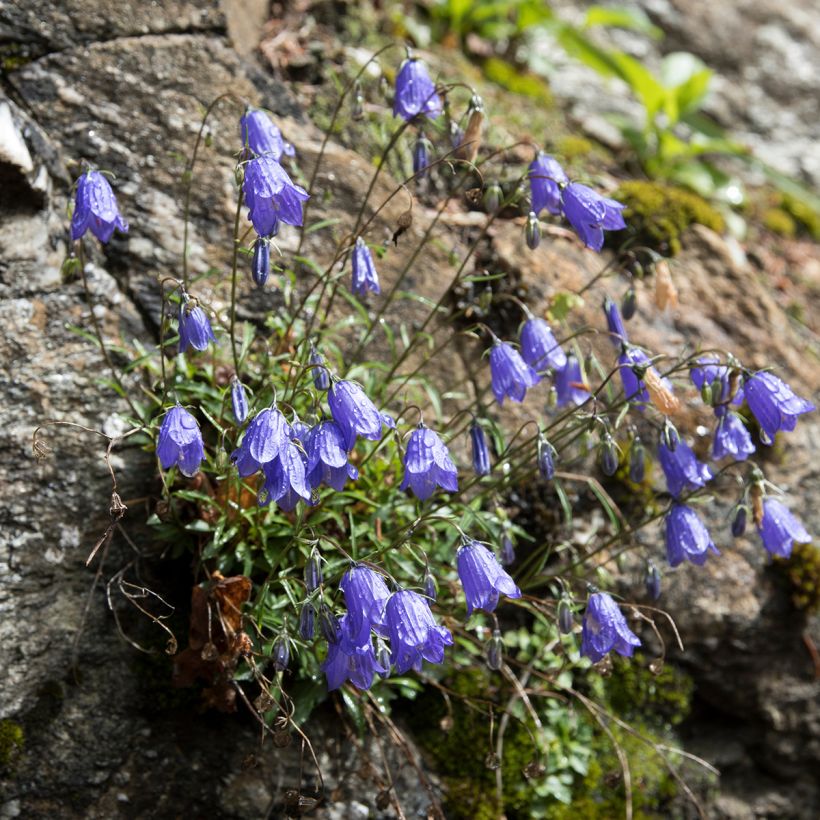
(230, 377, 249, 425)
(309, 344, 331, 391)
(400, 423, 458, 501)
(580, 591, 641, 663)
(528, 152, 567, 216)
(243, 155, 309, 236)
(665, 504, 720, 567)
(306, 420, 359, 491)
(178, 299, 216, 353)
(393, 56, 442, 121)
(328, 380, 394, 451)
(259, 439, 312, 511)
(351, 237, 381, 297)
(658, 440, 712, 498)
(712, 409, 755, 461)
(470, 421, 491, 477)
(554, 354, 589, 407)
(456, 541, 521, 615)
(560, 183, 626, 252)
(240, 107, 294, 159)
(520, 316, 567, 373)
(744, 371, 815, 444)
(757, 498, 812, 558)
(385, 590, 453, 674)
(71, 170, 129, 243)
(322, 615, 387, 691)
(489, 341, 540, 405)
(231, 406, 290, 477)
(603, 296, 629, 347)
(156, 405, 204, 477)
(340, 566, 391, 644)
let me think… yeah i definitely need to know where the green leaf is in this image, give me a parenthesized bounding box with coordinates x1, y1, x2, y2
(583, 5, 663, 39)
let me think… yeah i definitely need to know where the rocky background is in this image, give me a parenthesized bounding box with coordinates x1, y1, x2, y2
(1, 1, 818, 818)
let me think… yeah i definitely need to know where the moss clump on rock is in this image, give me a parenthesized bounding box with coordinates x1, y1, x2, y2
(780, 194, 820, 240)
(762, 208, 797, 238)
(0, 719, 24, 772)
(613, 180, 725, 255)
(775, 542, 820, 613)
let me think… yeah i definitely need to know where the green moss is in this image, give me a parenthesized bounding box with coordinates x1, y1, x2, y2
(775, 542, 820, 613)
(0, 719, 24, 772)
(762, 208, 797, 237)
(483, 57, 554, 107)
(781, 194, 820, 240)
(613, 180, 725, 255)
(555, 135, 604, 163)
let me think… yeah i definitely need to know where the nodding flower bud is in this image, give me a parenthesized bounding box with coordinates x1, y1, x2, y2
(483, 182, 503, 213)
(661, 421, 680, 452)
(644, 563, 662, 601)
(700, 381, 713, 405)
(309, 344, 330, 391)
(500, 535, 516, 566)
(600, 435, 619, 477)
(629, 438, 645, 484)
(478, 284, 493, 313)
(413, 133, 430, 178)
(731, 505, 747, 538)
(621, 286, 637, 320)
(318, 603, 339, 643)
(537, 433, 556, 481)
(230, 377, 249, 425)
(486, 630, 504, 671)
(470, 421, 491, 476)
(352, 81, 364, 120)
(299, 603, 316, 641)
(525, 211, 541, 250)
(252, 236, 270, 287)
(557, 598, 574, 634)
(424, 572, 437, 602)
(273, 637, 290, 672)
(305, 550, 322, 592)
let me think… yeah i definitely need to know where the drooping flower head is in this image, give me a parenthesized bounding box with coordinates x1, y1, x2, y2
(230, 377, 249, 424)
(690, 356, 743, 406)
(658, 439, 712, 498)
(157, 405, 204, 477)
(251, 236, 271, 287)
(554, 354, 589, 408)
(527, 152, 567, 216)
(230, 405, 290, 477)
(393, 57, 442, 121)
(537, 433, 556, 480)
(309, 344, 331, 391)
(456, 541, 521, 615)
(385, 590, 453, 674)
(470, 421, 491, 477)
(71, 170, 129, 243)
(520, 317, 567, 373)
(328, 380, 395, 452)
(603, 296, 629, 347)
(400, 424, 458, 501)
(259, 438, 312, 512)
(305, 419, 358, 491)
(413, 133, 431, 177)
(580, 591, 641, 663)
(243, 155, 309, 237)
(240, 107, 294, 160)
(178, 299, 216, 353)
(351, 237, 381, 297)
(489, 341, 540, 405)
(757, 498, 811, 558)
(665, 504, 720, 567)
(560, 183, 626, 252)
(321, 615, 388, 691)
(712, 410, 755, 461)
(340, 566, 391, 645)
(744, 371, 814, 445)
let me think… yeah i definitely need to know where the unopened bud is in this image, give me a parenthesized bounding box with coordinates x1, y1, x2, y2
(700, 382, 713, 405)
(486, 630, 504, 671)
(273, 637, 290, 672)
(500, 536, 515, 566)
(644, 563, 662, 601)
(557, 599, 574, 634)
(318, 604, 338, 643)
(483, 182, 502, 214)
(537, 434, 556, 481)
(621, 286, 637, 320)
(251, 237, 270, 287)
(352, 82, 364, 120)
(305, 549, 322, 591)
(424, 573, 437, 601)
(525, 211, 541, 249)
(600, 435, 619, 477)
(629, 438, 645, 484)
(299, 603, 316, 640)
(731, 506, 747, 538)
(662, 422, 680, 452)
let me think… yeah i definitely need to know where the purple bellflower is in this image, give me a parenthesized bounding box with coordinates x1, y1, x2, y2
(712, 409, 755, 461)
(393, 57, 442, 121)
(580, 591, 641, 663)
(385, 590, 453, 675)
(470, 421, 491, 476)
(321, 615, 388, 691)
(305, 420, 359, 491)
(413, 133, 431, 177)
(560, 183, 626, 252)
(230, 377, 248, 424)
(757, 498, 811, 558)
(603, 296, 629, 347)
(157, 405, 205, 477)
(665, 503, 720, 567)
(251, 236, 271, 286)
(691, 356, 744, 406)
(328, 380, 395, 452)
(528, 152, 567, 216)
(231, 405, 290, 477)
(618, 346, 650, 403)
(489, 341, 540, 405)
(178, 299, 216, 353)
(554, 354, 589, 408)
(309, 344, 331, 391)
(243, 155, 309, 237)
(351, 237, 381, 297)
(240, 107, 294, 160)
(658, 439, 712, 498)
(520, 317, 567, 373)
(400, 424, 458, 501)
(456, 541, 521, 615)
(259, 438, 312, 512)
(71, 170, 129, 243)
(340, 566, 391, 645)
(744, 371, 815, 445)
